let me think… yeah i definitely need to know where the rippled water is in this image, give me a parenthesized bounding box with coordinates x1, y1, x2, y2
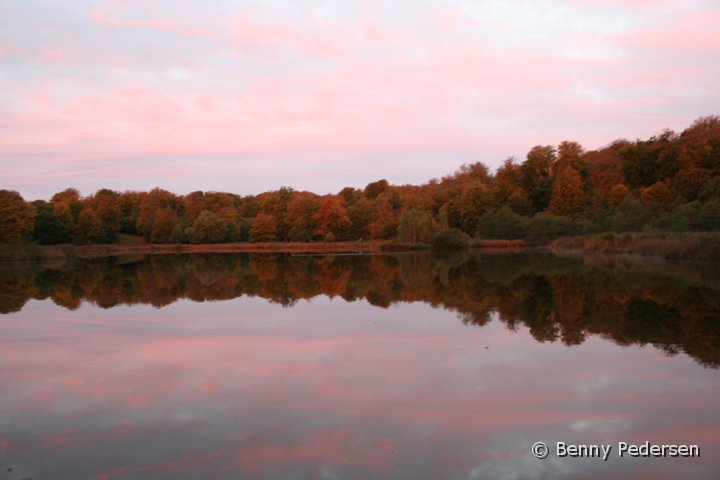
(1, 252, 718, 479)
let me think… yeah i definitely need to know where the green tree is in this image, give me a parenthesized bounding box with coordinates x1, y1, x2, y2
(521, 145, 556, 212)
(527, 213, 589, 245)
(431, 228, 470, 251)
(610, 197, 652, 232)
(32, 200, 72, 244)
(397, 209, 439, 243)
(476, 207, 530, 239)
(186, 210, 228, 244)
(697, 200, 720, 231)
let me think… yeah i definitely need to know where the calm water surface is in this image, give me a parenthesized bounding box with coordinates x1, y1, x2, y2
(1, 252, 719, 479)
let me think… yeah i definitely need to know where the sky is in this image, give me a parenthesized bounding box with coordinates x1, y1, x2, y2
(1, 0, 719, 200)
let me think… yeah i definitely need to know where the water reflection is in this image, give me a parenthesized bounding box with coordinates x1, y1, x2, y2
(2, 252, 719, 368)
(1, 253, 719, 479)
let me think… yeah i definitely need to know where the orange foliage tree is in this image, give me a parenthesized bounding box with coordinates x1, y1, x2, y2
(548, 167, 584, 216)
(0, 190, 36, 244)
(312, 195, 351, 240)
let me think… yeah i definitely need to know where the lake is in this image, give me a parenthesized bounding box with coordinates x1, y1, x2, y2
(1, 252, 719, 479)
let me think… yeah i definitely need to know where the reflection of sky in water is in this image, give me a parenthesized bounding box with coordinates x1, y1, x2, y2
(1, 296, 718, 479)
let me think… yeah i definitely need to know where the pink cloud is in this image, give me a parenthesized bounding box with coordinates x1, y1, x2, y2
(88, 8, 120, 27)
(41, 49, 66, 63)
(88, 7, 218, 40)
(235, 428, 396, 472)
(1, 0, 718, 198)
(2, 296, 720, 477)
(228, 14, 356, 59)
(611, 9, 720, 51)
(359, 20, 398, 45)
(95, 450, 226, 480)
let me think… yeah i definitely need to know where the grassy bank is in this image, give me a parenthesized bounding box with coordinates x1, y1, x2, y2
(550, 232, 720, 260)
(0, 238, 532, 262)
(0, 240, 391, 262)
(469, 239, 526, 251)
(14, 233, 720, 262)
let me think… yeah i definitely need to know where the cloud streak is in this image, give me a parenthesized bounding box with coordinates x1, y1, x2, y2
(1, 0, 719, 199)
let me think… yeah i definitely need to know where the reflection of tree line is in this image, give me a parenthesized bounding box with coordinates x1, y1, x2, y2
(2, 253, 719, 367)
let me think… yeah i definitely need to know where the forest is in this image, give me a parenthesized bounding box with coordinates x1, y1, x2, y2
(1, 115, 719, 247)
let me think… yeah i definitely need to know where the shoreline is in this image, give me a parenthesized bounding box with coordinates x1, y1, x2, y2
(3, 233, 720, 262)
(0, 239, 526, 262)
(549, 232, 720, 261)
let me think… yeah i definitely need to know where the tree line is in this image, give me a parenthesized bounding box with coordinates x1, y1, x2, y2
(1, 115, 720, 246)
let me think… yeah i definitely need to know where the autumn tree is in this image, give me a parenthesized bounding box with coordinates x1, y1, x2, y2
(117, 191, 140, 234)
(51, 188, 82, 207)
(76, 207, 104, 244)
(85, 189, 121, 242)
(136, 188, 180, 241)
(0, 190, 36, 244)
(673, 116, 720, 200)
(493, 158, 531, 214)
(313, 195, 351, 240)
(184, 191, 209, 224)
(249, 214, 278, 242)
(286, 192, 319, 241)
(678, 116, 720, 174)
(363, 179, 389, 200)
(50, 188, 82, 238)
(369, 202, 398, 239)
(451, 162, 491, 183)
(556, 141, 584, 174)
(150, 208, 180, 243)
(548, 167, 584, 216)
(346, 197, 374, 240)
(585, 146, 626, 212)
(456, 182, 494, 233)
(259, 187, 294, 241)
(620, 130, 681, 189)
(608, 184, 630, 206)
(640, 181, 675, 210)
